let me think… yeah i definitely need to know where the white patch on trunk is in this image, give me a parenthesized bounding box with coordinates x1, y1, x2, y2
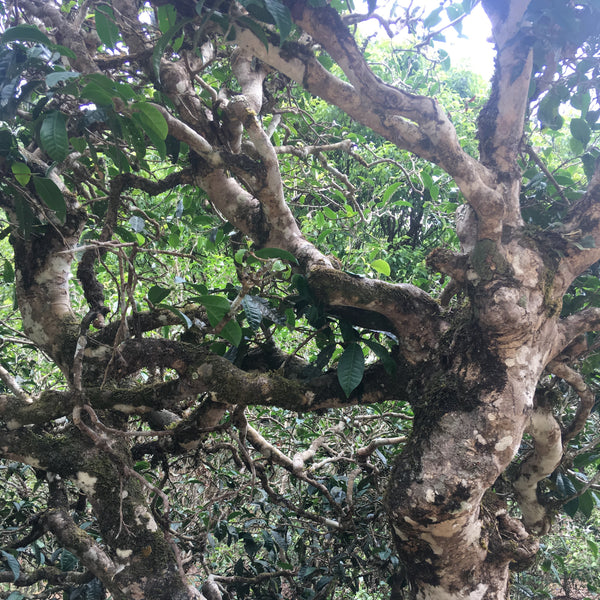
(451, 501, 473, 514)
(420, 531, 443, 555)
(76, 472, 98, 496)
(20, 304, 51, 346)
(35, 254, 72, 284)
(134, 505, 158, 532)
(515, 346, 532, 366)
(116, 548, 133, 559)
(494, 436, 512, 451)
(83, 547, 104, 566)
(417, 582, 488, 600)
(181, 440, 201, 450)
(197, 363, 213, 378)
(113, 404, 150, 414)
(84, 345, 111, 359)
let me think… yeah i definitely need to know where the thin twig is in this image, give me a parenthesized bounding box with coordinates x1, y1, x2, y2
(0, 364, 32, 403)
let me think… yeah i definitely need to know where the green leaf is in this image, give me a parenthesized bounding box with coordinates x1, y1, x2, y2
(371, 259, 390, 277)
(195, 295, 230, 327)
(337, 343, 365, 397)
(158, 304, 192, 328)
(122, 119, 146, 159)
(562, 474, 577, 497)
(45, 71, 80, 88)
(538, 93, 563, 130)
(254, 247, 299, 264)
(195, 0, 206, 15)
(0, 129, 12, 156)
(569, 137, 584, 156)
(157, 4, 177, 33)
(264, 0, 292, 42)
(13, 192, 37, 237)
(582, 153, 597, 181)
(1, 24, 52, 45)
(220, 319, 243, 346)
(85, 578, 105, 600)
(1, 550, 20, 582)
(242, 295, 265, 331)
(339, 319, 359, 343)
(570, 117, 591, 146)
(322, 206, 337, 220)
(52, 44, 76, 59)
(32, 176, 66, 223)
(423, 6, 443, 28)
(95, 5, 120, 50)
(3, 260, 14, 283)
(39, 111, 69, 162)
(578, 489, 595, 518)
(563, 496, 579, 517)
(113, 226, 135, 242)
(81, 82, 114, 106)
(364, 339, 396, 375)
(131, 113, 166, 159)
(151, 18, 193, 82)
(315, 343, 336, 370)
(234, 249, 247, 264)
(587, 538, 599, 559)
(148, 285, 171, 305)
(571, 90, 590, 115)
(381, 181, 403, 204)
(132, 102, 169, 139)
(105, 146, 130, 173)
(210, 341, 228, 355)
(59, 549, 78, 571)
(11, 162, 31, 186)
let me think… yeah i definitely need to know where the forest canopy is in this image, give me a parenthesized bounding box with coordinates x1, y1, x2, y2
(1, 1, 600, 599)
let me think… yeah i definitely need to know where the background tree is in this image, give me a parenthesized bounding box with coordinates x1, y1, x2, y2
(1, 1, 600, 599)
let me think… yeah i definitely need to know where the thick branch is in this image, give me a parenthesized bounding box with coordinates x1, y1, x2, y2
(18, 0, 100, 74)
(292, 421, 345, 474)
(0, 567, 93, 587)
(513, 399, 562, 534)
(151, 104, 223, 167)
(234, 20, 500, 239)
(43, 491, 118, 584)
(308, 266, 443, 361)
(554, 307, 600, 356)
(356, 436, 406, 458)
(197, 168, 331, 270)
(548, 361, 595, 444)
(479, 1, 533, 174)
